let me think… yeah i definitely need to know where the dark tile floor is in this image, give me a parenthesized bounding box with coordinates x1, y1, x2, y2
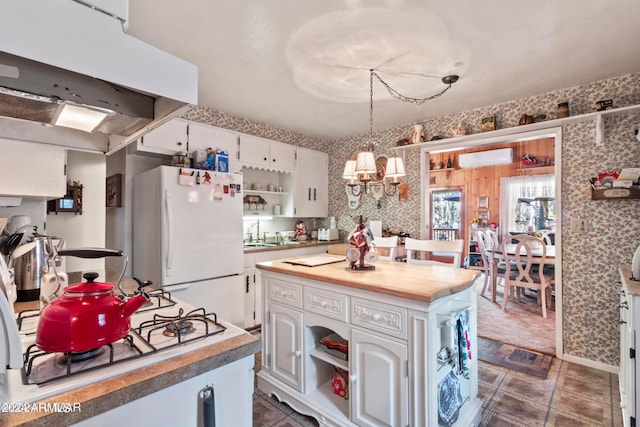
(252, 353, 624, 427)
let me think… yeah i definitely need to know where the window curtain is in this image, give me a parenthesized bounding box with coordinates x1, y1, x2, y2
(499, 174, 555, 239)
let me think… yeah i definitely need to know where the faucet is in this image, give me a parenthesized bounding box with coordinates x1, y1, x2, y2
(275, 231, 282, 244)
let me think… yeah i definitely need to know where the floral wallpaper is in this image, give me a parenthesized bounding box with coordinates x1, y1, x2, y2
(182, 73, 640, 366)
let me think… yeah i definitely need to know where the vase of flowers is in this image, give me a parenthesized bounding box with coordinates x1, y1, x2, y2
(471, 218, 479, 229)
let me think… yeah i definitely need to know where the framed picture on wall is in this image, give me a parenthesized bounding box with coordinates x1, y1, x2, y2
(477, 211, 490, 222)
(477, 196, 489, 209)
(106, 173, 122, 208)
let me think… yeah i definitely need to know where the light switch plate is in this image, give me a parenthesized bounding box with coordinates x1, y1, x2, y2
(570, 218, 588, 233)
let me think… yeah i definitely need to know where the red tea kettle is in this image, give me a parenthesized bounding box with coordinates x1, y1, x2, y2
(35, 248, 151, 353)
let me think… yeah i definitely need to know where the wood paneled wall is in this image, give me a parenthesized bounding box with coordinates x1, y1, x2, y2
(428, 138, 555, 256)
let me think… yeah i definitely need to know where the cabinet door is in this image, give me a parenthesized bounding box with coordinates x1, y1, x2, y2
(238, 134, 270, 168)
(188, 123, 239, 172)
(244, 267, 256, 328)
(269, 140, 296, 171)
(138, 118, 189, 154)
(269, 302, 304, 392)
(0, 139, 66, 198)
(293, 148, 328, 217)
(351, 328, 408, 427)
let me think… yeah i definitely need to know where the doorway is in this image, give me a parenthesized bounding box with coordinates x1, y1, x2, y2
(419, 127, 562, 358)
(430, 188, 462, 240)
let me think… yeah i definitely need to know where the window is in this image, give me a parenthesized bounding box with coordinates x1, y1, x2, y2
(499, 174, 555, 234)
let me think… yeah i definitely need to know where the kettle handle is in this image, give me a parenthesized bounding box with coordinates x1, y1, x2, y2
(57, 248, 124, 259)
(58, 248, 128, 296)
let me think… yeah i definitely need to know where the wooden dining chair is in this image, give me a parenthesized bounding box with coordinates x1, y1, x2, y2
(372, 235, 399, 261)
(404, 238, 464, 267)
(501, 234, 554, 318)
(485, 229, 500, 247)
(476, 231, 494, 299)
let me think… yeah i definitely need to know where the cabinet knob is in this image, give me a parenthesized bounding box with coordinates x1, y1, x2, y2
(372, 313, 382, 322)
(320, 300, 328, 308)
(294, 350, 302, 357)
(263, 157, 268, 161)
(349, 374, 357, 383)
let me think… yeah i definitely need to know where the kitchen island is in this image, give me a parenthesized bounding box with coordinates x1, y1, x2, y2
(256, 255, 482, 426)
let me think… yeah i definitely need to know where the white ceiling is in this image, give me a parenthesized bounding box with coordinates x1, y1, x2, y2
(127, 0, 640, 140)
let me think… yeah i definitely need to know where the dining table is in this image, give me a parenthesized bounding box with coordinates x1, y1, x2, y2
(485, 243, 556, 303)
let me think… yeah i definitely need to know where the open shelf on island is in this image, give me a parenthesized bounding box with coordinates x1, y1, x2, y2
(310, 346, 348, 370)
(306, 379, 350, 421)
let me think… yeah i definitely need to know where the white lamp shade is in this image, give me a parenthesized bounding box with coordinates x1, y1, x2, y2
(355, 151, 377, 174)
(342, 159, 358, 179)
(385, 157, 406, 178)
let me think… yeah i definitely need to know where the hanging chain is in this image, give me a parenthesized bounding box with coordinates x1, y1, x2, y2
(369, 69, 374, 139)
(371, 70, 453, 105)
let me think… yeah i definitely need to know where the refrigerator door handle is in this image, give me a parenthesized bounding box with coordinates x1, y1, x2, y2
(165, 189, 174, 277)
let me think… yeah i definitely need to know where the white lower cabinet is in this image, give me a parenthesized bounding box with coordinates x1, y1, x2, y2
(619, 265, 638, 427)
(269, 302, 304, 392)
(351, 328, 408, 427)
(257, 270, 481, 427)
(244, 265, 257, 328)
(243, 246, 328, 329)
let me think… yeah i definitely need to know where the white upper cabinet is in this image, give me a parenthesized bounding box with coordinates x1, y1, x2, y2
(0, 138, 66, 198)
(293, 148, 328, 217)
(137, 118, 189, 154)
(238, 134, 296, 172)
(136, 119, 240, 173)
(188, 122, 239, 173)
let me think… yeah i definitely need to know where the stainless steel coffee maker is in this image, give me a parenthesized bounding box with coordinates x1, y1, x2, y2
(14, 235, 64, 302)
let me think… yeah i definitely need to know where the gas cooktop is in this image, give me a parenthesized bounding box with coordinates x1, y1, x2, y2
(4, 289, 246, 404)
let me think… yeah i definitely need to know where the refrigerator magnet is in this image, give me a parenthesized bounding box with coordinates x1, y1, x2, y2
(213, 183, 223, 200)
(223, 185, 229, 194)
(178, 174, 195, 186)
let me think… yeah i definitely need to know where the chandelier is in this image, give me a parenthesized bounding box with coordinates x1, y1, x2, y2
(343, 69, 459, 199)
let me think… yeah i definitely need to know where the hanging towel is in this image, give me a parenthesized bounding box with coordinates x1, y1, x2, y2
(456, 310, 472, 379)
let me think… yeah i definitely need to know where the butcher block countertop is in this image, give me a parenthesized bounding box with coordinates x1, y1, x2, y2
(256, 254, 479, 302)
(1, 302, 260, 427)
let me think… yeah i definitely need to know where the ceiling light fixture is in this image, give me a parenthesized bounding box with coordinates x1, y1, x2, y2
(54, 102, 113, 133)
(344, 69, 459, 199)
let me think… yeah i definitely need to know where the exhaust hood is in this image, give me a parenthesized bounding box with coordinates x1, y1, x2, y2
(0, 52, 155, 137)
(0, 0, 198, 154)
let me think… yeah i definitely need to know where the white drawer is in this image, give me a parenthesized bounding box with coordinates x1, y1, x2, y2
(268, 279, 303, 309)
(351, 297, 407, 340)
(304, 286, 348, 322)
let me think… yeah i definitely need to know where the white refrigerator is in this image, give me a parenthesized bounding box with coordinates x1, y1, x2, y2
(133, 166, 244, 326)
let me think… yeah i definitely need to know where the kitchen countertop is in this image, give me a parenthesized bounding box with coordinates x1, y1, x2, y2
(1, 301, 260, 427)
(243, 239, 340, 253)
(256, 255, 479, 302)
